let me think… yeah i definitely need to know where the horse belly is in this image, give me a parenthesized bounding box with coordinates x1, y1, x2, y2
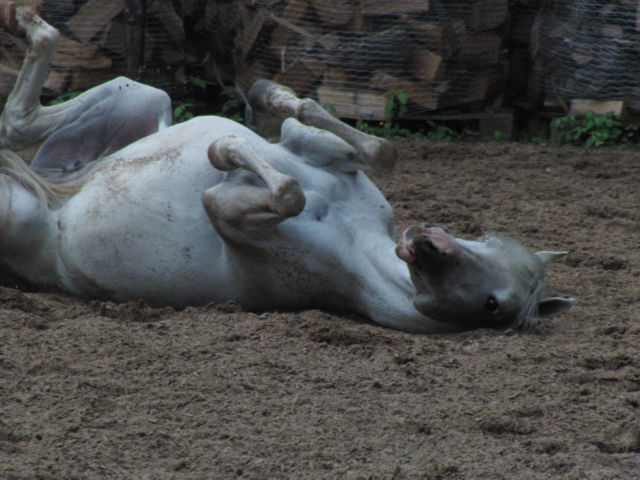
(55, 156, 238, 307)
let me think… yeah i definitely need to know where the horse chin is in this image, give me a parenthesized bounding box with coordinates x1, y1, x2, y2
(413, 297, 522, 331)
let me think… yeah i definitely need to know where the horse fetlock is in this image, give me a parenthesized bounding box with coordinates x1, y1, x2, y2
(207, 136, 241, 172)
(0, 0, 43, 38)
(21, 9, 55, 50)
(249, 80, 301, 119)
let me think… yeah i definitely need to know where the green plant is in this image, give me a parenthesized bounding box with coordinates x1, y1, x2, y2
(354, 92, 425, 139)
(173, 101, 203, 123)
(217, 87, 243, 123)
(47, 90, 83, 105)
(551, 111, 637, 147)
(426, 121, 456, 140)
(321, 103, 337, 115)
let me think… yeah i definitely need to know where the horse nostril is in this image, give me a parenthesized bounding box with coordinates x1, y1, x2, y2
(420, 223, 450, 234)
(416, 237, 446, 258)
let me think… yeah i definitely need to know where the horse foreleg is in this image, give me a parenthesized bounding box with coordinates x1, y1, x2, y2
(201, 136, 306, 242)
(247, 80, 397, 174)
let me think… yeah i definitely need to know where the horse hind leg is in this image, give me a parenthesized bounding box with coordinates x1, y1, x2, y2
(201, 136, 306, 242)
(247, 80, 397, 174)
(0, 0, 59, 150)
(0, 2, 172, 172)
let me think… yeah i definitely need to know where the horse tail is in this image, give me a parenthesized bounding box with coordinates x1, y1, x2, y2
(0, 149, 95, 210)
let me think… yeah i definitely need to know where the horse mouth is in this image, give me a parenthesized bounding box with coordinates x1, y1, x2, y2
(396, 224, 459, 264)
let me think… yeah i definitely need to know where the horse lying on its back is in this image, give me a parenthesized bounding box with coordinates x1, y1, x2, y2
(0, 2, 572, 333)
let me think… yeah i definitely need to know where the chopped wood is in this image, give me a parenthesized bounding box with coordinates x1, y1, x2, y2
(370, 71, 440, 110)
(310, 0, 355, 26)
(469, 70, 503, 100)
(361, 0, 430, 16)
(43, 70, 70, 95)
(402, 19, 444, 52)
(238, 6, 267, 58)
(322, 69, 348, 88)
(148, 0, 186, 48)
(271, 13, 314, 37)
(412, 49, 444, 82)
(317, 86, 388, 119)
(569, 99, 626, 118)
(66, 0, 125, 44)
(274, 58, 326, 96)
(102, 21, 127, 56)
(52, 54, 113, 70)
(70, 70, 119, 91)
(571, 47, 592, 65)
(236, 61, 271, 92)
(468, 0, 508, 32)
(53, 38, 101, 65)
(460, 33, 503, 66)
(230, 0, 510, 120)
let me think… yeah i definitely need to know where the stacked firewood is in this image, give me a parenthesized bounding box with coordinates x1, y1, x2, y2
(529, 0, 640, 115)
(232, 0, 510, 119)
(0, 0, 186, 100)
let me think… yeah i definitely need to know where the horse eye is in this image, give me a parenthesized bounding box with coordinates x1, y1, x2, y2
(486, 295, 499, 314)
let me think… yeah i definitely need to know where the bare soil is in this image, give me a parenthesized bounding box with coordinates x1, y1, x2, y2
(1, 139, 640, 479)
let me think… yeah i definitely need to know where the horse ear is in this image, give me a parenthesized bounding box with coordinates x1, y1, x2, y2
(536, 251, 568, 265)
(537, 297, 574, 318)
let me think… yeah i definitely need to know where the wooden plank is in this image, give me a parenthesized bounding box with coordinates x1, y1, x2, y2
(361, 0, 429, 16)
(67, 0, 125, 43)
(570, 99, 626, 117)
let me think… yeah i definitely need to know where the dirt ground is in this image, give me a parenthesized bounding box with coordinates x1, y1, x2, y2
(1, 138, 640, 479)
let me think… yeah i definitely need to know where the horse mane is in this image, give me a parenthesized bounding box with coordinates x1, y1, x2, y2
(0, 149, 98, 210)
(485, 234, 546, 332)
(514, 278, 545, 332)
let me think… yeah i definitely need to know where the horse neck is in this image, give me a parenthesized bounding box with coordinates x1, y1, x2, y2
(352, 232, 466, 333)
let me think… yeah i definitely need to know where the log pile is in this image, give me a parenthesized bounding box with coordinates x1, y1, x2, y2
(0, 0, 186, 100)
(232, 0, 510, 119)
(530, 0, 640, 115)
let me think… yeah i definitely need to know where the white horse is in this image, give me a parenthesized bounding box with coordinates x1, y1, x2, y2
(0, 3, 572, 333)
